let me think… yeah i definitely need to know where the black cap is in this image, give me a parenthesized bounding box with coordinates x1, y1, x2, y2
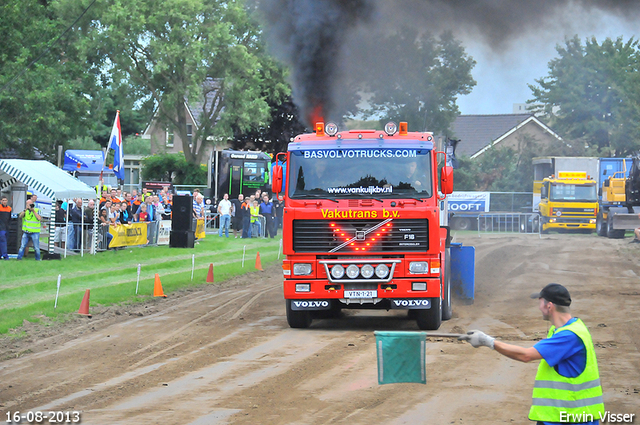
(530, 283, 572, 307)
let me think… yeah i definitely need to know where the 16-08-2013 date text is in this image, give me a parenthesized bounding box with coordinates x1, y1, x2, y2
(5, 411, 81, 424)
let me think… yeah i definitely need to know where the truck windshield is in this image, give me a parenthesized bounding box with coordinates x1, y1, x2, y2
(550, 183, 597, 202)
(288, 148, 432, 199)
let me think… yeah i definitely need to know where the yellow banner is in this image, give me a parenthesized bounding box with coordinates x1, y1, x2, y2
(109, 223, 148, 248)
(195, 218, 206, 239)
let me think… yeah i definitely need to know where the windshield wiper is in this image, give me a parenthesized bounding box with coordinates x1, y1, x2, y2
(296, 193, 339, 203)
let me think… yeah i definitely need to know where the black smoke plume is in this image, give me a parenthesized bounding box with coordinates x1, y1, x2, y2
(256, 0, 640, 126)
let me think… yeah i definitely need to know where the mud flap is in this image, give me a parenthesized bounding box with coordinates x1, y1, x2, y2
(450, 243, 475, 304)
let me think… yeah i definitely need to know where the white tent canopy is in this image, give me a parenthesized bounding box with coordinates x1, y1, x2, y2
(0, 159, 97, 200)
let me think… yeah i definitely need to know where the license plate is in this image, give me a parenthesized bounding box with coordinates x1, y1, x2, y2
(344, 290, 377, 299)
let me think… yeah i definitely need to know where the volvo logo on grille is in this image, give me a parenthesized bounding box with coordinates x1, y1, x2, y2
(356, 230, 365, 240)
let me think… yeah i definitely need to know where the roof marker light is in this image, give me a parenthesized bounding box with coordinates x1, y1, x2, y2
(315, 122, 325, 136)
(399, 122, 408, 135)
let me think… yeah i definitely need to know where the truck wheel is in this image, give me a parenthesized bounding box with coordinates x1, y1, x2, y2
(442, 248, 452, 321)
(313, 301, 342, 319)
(606, 213, 625, 239)
(452, 217, 471, 231)
(596, 212, 607, 237)
(416, 298, 442, 330)
(286, 300, 312, 328)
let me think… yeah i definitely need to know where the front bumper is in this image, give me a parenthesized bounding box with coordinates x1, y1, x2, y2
(283, 277, 441, 301)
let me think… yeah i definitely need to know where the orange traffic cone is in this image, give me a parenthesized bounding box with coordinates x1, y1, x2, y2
(206, 263, 214, 283)
(153, 273, 167, 298)
(78, 289, 92, 318)
(255, 252, 263, 271)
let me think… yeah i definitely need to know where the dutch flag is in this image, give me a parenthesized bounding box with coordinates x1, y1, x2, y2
(106, 110, 124, 180)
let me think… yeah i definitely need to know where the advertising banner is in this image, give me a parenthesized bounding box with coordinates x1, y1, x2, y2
(447, 192, 490, 213)
(157, 220, 171, 245)
(195, 218, 206, 239)
(109, 223, 148, 248)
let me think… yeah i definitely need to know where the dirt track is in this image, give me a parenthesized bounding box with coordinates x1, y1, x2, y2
(1, 233, 639, 424)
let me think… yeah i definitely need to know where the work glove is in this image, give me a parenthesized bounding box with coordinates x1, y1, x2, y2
(458, 330, 495, 349)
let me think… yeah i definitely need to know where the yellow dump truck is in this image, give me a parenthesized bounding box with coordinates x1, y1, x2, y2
(537, 171, 598, 233)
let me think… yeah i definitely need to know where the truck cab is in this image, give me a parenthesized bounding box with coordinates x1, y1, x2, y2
(272, 121, 462, 330)
(538, 171, 598, 233)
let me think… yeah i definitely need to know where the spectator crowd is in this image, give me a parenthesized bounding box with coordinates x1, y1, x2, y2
(9, 186, 283, 260)
(52, 187, 174, 251)
(215, 189, 284, 240)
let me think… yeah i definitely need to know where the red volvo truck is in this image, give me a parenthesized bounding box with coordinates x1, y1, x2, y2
(272, 121, 467, 330)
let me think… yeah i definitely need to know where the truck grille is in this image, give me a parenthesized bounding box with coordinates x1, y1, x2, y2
(555, 208, 596, 215)
(556, 217, 592, 224)
(292, 219, 429, 253)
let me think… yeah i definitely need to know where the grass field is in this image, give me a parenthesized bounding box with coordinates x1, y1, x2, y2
(0, 235, 283, 335)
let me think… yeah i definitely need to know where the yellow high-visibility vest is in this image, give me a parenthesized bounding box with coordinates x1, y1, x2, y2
(529, 318, 604, 422)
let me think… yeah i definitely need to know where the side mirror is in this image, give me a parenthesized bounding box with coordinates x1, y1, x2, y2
(272, 165, 283, 194)
(440, 166, 454, 195)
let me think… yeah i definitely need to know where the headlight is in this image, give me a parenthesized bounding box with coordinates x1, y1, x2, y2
(325, 122, 339, 136)
(293, 263, 312, 276)
(412, 282, 427, 291)
(409, 261, 429, 274)
(331, 264, 345, 279)
(360, 264, 374, 278)
(549, 218, 556, 223)
(589, 219, 596, 224)
(375, 264, 389, 279)
(346, 264, 360, 279)
(295, 283, 310, 292)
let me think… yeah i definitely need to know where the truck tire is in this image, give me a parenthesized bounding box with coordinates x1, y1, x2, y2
(286, 300, 312, 328)
(452, 217, 471, 231)
(442, 248, 452, 321)
(313, 301, 342, 319)
(416, 298, 442, 330)
(596, 212, 607, 237)
(606, 213, 625, 239)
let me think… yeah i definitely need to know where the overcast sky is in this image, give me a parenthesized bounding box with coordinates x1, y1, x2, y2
(456, 14, 639, 115)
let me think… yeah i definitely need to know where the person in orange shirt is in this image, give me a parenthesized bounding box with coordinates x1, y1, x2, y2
(0, 196, 11, 259)
(110, 189, 122, 204)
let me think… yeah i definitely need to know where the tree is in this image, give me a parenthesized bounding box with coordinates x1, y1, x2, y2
(231, 95, 307, 155)
(529, 36, 640, 156)
(142, 153, 206, 185)
(87, 0, 290, 165)
(0, 0, 95, 159)
(361, 29, 476, 134)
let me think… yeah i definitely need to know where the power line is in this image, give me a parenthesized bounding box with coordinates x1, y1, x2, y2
(0, 0, 99, 94)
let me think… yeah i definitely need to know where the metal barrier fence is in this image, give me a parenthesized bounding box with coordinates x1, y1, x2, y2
(477, 213, 540, 235)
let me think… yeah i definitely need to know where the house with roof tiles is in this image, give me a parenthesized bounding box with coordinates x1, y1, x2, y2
(447, 114, 563, 159)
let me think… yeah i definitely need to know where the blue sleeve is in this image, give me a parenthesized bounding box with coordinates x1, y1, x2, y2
(534, 330, 584, 368)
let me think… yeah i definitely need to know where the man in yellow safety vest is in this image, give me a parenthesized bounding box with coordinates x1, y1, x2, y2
(459, 283, 604, 425)
(17, 198, 43, 261)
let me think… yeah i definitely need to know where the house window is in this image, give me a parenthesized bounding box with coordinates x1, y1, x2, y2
(187, 124, 193, 145)
(166, 128, 174, 147)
